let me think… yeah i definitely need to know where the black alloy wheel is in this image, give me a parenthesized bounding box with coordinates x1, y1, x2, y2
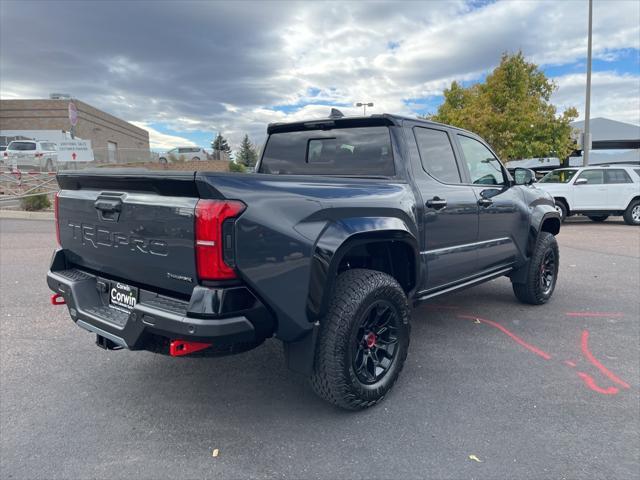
(351, 300, 400, 385)
(539, 248, 556, 296)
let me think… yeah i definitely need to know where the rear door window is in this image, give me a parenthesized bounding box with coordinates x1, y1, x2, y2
(575, 169, 604, 184)
(414, 127, 461, 183)
(260, 126, 394, 176)
(604, 169, 632, 184)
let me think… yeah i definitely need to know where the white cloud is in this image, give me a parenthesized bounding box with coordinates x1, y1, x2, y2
(552, 72, 640, 125)
(1, 0, 639, 148)
(131, 122, 197, 150)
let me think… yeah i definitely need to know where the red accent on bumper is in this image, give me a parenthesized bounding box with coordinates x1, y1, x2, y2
(51, 293, 66, 305)
(169, 340, 212, 357)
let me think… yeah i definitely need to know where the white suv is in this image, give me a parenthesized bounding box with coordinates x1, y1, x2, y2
(158, 147, 208, 163)
(3, 140, 58, 171)
(535, 165, 640, 225)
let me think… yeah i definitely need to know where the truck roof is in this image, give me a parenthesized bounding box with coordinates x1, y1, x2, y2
(267, 113, 477, 137)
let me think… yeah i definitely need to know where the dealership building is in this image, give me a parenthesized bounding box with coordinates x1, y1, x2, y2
(0, 98, 150, 163)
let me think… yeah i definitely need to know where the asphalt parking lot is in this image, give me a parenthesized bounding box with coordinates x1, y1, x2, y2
(1, 216, 638, 479)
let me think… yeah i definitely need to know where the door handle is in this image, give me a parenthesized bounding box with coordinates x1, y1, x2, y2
(426, 197, 447, 210)
(478, 198, 493, 207)
(94, 195, 123, 222)
(94, 198, 122, 213)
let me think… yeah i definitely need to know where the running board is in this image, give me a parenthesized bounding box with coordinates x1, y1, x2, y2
(414, 267, 513, 303)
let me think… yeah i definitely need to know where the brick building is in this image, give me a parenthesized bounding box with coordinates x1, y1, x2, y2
(0, 98, 150, 163)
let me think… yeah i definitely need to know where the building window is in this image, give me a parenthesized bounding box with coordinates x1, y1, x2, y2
(107, 141, 118, 163)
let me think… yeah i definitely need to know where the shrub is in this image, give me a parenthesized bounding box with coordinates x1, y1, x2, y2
(21, 193, 51, 211)
(228, 162, 246, 173)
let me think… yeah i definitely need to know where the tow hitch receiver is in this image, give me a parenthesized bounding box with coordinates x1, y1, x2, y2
(96, 334, 123, 350)
(50, 293, 66, 305)
(170, 340, 212, 357)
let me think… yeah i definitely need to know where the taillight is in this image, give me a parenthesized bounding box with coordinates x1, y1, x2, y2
(54, 191, 61, 246)
(195, 199, 245, 280)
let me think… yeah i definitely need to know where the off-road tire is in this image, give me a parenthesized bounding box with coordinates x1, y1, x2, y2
(193, 157, 200, 161)
(623, 199, 640, 226)
(310, 269, 410, 410)
(512, 232, 559, 305)
(588, 215, 609, 222)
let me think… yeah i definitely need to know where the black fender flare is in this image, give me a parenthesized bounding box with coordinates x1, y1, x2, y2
(511, 209, 560, 284)
(305, 216, 419, 321)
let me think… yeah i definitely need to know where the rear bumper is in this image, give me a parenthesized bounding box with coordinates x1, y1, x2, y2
(47, 249, 275, 352)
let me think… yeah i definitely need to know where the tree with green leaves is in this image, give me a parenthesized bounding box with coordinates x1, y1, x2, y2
(211, 133, 232, 160)
(235, 134, 258, 167)
(428, 52, 578, 162)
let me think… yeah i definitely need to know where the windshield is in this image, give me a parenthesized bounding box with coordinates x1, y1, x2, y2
(8, 141, 36, 151)
(260, 126, 394, 176)
(539, 169, 578, 183)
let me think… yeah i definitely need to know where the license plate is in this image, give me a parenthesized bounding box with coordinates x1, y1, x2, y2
(109, 281, 138, 311)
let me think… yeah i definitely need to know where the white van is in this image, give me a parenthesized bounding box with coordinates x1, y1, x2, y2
(158, 147, 208, 163)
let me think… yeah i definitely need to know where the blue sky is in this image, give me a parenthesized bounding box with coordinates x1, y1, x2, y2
(1, 0, 639, 151)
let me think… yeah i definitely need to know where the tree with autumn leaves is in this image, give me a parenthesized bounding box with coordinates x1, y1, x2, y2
(429, 52, 578, 162)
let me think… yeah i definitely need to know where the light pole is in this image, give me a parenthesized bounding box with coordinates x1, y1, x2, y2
(583, 0, 593, 166)
(355, 102, 374, 115)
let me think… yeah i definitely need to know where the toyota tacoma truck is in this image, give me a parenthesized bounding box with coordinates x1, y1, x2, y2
(47, 113, 561, 410)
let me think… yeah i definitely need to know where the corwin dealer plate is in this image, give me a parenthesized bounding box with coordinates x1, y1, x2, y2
(109, 281, 139, 311)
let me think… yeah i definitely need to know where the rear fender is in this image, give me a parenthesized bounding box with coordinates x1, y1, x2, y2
(306, 216, 419, 321)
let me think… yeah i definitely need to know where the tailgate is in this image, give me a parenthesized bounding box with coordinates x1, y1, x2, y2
(57, 171, 201, 296)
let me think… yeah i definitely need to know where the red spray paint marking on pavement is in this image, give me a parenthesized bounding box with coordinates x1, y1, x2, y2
(457, 315, 552, 360)
(577, 372, 619, 395)
(580, 330, 630, 389)
(455, 314, 632, 396)
(565, 312, 624, 318)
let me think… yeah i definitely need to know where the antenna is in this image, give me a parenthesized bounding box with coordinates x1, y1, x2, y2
(329, 108, 344, 119)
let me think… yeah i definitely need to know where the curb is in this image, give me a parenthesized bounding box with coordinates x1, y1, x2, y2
(0, 210, 54, 220)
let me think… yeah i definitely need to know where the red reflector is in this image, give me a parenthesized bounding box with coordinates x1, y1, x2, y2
(51, 293, 65, 305)
(169, 340, 212, 356)
(54, 191, 61, 246)
(195, 199, 245, 280)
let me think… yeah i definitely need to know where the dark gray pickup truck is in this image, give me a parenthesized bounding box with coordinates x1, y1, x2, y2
(47, 113, 561, 409)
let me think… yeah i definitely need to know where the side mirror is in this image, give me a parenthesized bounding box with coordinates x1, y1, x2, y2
(575, 178, 588, 185)
(513, 167, 535, 186)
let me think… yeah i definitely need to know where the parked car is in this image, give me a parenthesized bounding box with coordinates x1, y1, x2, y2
(158, 146, 208, 163)
(535, 165, 640, 225)
(48, 113, 561, 410)
(3, 140, 58, 171)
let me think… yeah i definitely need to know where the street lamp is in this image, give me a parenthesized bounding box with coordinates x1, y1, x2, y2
(355, 102, 374, 115)
(583, 0, 593, 166)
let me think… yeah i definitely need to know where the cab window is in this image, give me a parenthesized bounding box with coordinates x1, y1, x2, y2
(458, 135, 506, 185)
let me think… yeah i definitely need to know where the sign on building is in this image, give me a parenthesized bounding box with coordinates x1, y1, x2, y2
(57, 140, 94, 162)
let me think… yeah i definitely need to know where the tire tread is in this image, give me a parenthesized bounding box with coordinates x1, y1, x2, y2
(310, 269, 409, 410)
